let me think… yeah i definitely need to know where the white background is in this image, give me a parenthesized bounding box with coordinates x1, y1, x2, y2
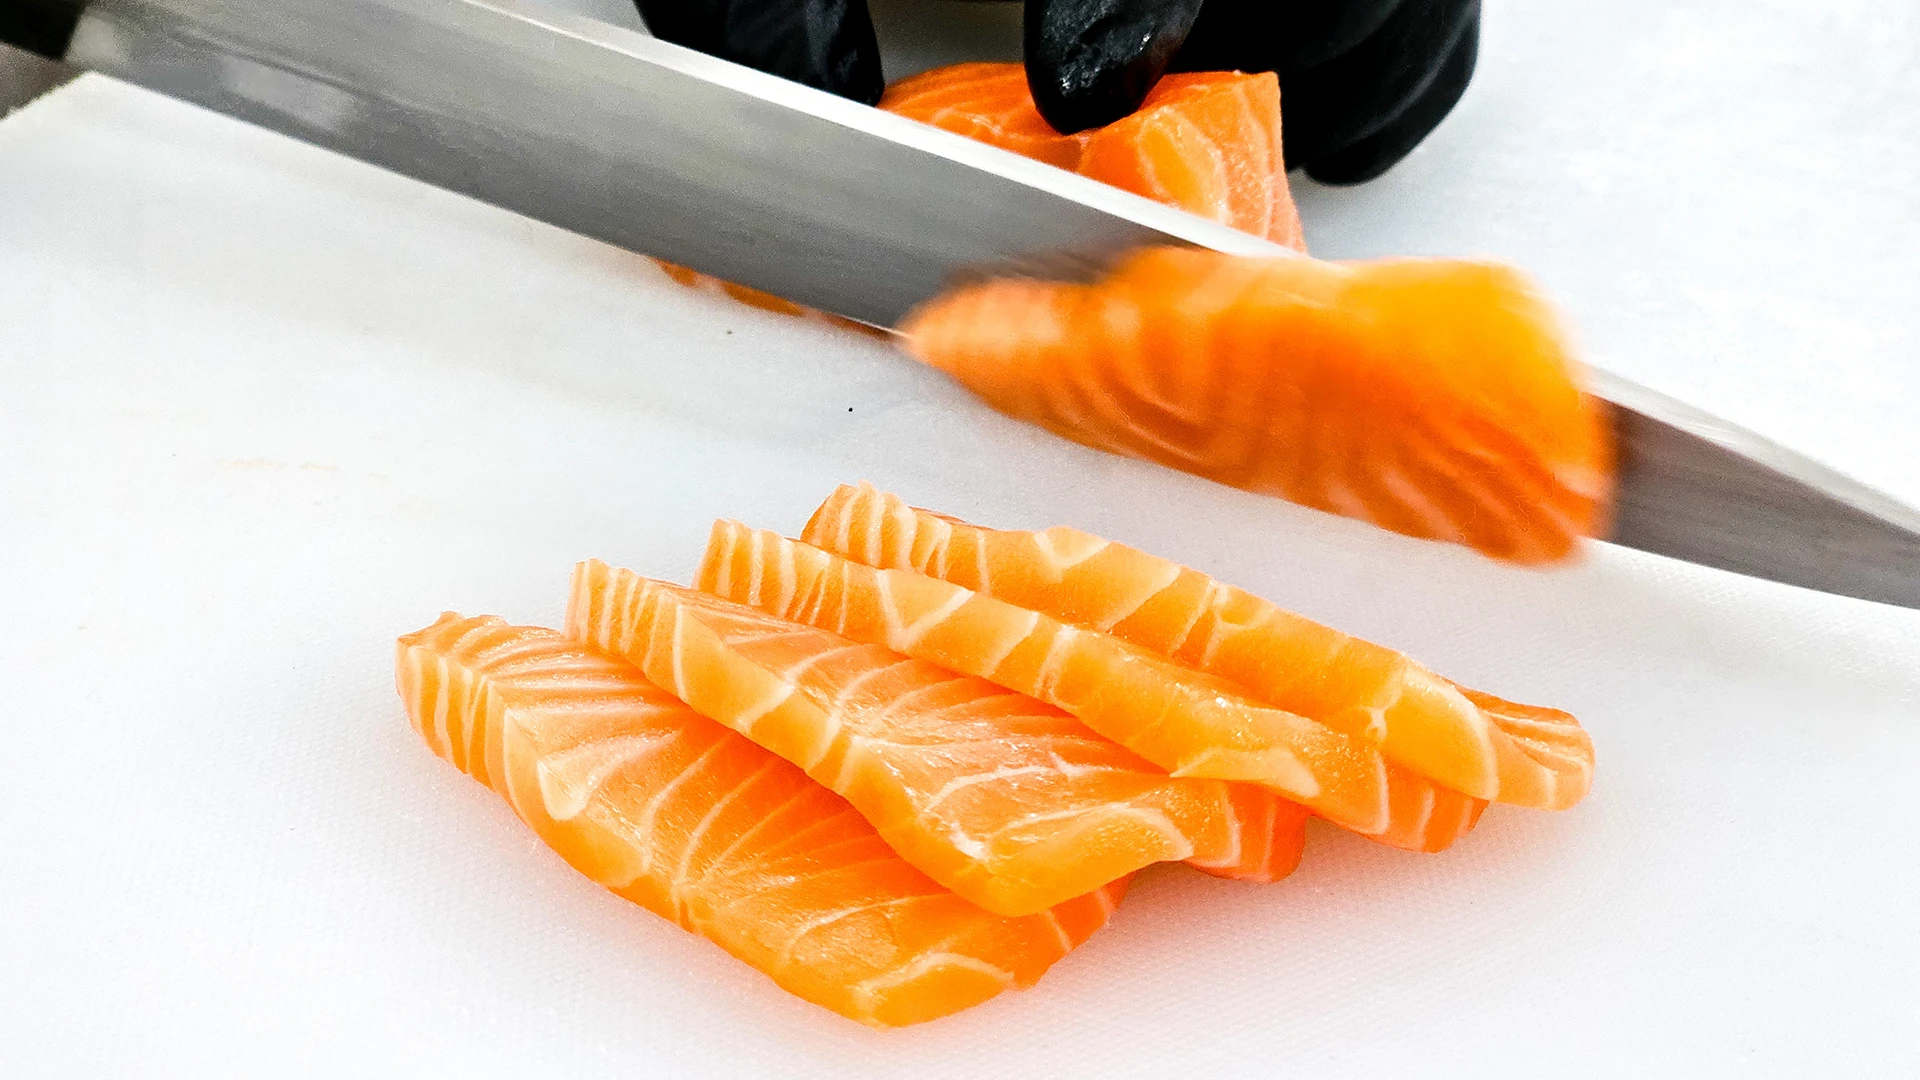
(3, 1, 1917, 1075)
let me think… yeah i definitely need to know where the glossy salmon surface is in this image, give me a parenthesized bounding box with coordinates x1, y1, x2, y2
(396, 613, 1123, 1027)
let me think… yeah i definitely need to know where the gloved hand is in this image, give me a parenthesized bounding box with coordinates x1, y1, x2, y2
(630, 0, 1477, 183)
(1032, 0, 1480, 182)
(1169, 0, 1480, 183)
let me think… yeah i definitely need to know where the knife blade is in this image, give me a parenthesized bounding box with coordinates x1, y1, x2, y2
(1598, 372, 1920, 608)
(10, 0, 1920, 608)
(62, 0, 1282, 321)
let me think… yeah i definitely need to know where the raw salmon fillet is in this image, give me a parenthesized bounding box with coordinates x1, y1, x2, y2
(395, 613, 1123, 1028)
(805, 483, 1593, 809)
(881, 63, 1307, 250)
(566, 561, 1306, 915)
(902, 246, 1614, 564)
(697, 523, 1486, 852)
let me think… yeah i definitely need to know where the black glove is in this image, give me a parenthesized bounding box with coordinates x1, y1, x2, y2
(631, 0, 1476, 185)
(1031, 0, 1480, 183)
(1023, 0, 1208, 134)
(633, 0, 884, 105)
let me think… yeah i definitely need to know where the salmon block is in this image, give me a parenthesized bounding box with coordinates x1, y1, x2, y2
(804, 483, 1593, 809)
(395, 613, 1123, 1028)
(697, 523, 1486, 852)
(881, 64, 1306, 250)
(902, 247, 1615, 564)
(565, 562, 1307, 916)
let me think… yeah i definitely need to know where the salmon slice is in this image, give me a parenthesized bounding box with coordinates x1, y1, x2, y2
(902, 246, 1614, 564)
(804, 483, 1593, 809)
(697, 522, 1485, 852)
(395, 613, 1123, 1028)
(564, 562, 1308, 915)
(881, 63, 1306, 250)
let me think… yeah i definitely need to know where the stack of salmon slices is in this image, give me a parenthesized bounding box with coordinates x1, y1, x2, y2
(395, 484, 1594, 1027)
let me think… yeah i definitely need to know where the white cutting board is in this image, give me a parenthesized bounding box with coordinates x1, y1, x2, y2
(2, 2, 1917, 1076)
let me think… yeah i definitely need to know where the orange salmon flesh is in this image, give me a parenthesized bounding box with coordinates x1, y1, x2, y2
(805, 483, 1593, 809)
(882, 63, 1306, 250)
(395, 613, 1123, 1028)
(902, 248, 1615, 564)
(566, 560, 1308, 916)
(398, 484, 1595, 1023)
(696, 520, 1493, 851)
(654, 63, 1307, 321)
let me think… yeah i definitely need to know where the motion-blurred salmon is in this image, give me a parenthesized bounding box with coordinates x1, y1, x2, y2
(903, 248, 1614, 563)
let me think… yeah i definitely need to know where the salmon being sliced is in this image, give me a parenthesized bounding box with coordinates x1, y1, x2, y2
(657, 63, 1306, 320)
(902, 247, 1615, 564)
(697, 522, 1485, 852)
(395, 613, 1123, 1028)
(878, 62, 1081, 171)
(566, 561, 1307, 916)
(881, 63, 1307, 250)
(804, 483, 1593, 809)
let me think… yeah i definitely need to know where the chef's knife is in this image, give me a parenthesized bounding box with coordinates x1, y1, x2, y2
(7, 0, 1919, 608)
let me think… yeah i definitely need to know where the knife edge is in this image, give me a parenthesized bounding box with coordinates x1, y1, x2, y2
(1596, 370, 1920, 608)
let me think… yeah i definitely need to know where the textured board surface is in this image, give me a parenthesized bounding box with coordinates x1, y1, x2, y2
(3, 2, 1918, 1075)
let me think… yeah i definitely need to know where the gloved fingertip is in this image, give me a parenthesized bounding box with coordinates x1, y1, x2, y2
(1024, 0, 1205, 134)
(1027, 67, 1152, 135)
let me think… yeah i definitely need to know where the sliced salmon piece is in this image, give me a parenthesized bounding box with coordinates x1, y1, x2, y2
(881, 63, 1306, 250)
(902, 247, 1614, 564)
(565, 562, 1306, 915)
(395, 613, 1123, 1028)
(804, 483, 1593, 809)
(696, 523, 1484, 852)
